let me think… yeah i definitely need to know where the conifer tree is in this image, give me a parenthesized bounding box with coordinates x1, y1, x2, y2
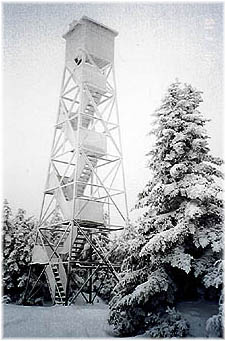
(108, 82, 223, 337)
(3, 200, 36, 303)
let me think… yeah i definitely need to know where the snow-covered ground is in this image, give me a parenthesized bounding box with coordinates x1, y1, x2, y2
(3, 299, 111, 338)
(177, 300, 219, 338)
(3, 299, 219, 338)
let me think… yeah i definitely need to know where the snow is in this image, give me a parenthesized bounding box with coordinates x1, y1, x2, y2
(185, 200, 203, 220)
(140, 222, 187, 256)
(176, 300, 219, 338)
(2, 294, 220, 339)
(165, 247, 193, 274)
(3, 300, 111, 338)
(170, 163, 187, 179)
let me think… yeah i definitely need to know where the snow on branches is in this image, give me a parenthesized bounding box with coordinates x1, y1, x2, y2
(108, 81, 223, 337)
(3, 200, 36, 303)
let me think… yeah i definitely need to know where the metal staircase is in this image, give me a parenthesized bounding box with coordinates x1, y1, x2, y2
(52, 264, 66, 305)
(71, 231, 87, 261)
(42, 88, 105, 303)
(42, 225, 88, 304)
(69, 90, 102, 130)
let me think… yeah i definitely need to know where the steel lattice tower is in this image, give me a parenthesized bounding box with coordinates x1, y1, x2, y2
(24, 16, 128, 305)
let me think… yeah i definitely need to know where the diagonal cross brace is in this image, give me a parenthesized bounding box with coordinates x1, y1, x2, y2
(80, 148, 126, 222)
(84, 85, 121, 156)
(75, 222, 119, 282)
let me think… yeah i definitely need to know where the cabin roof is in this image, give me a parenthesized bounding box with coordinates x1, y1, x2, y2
(63, 15, 118, 39)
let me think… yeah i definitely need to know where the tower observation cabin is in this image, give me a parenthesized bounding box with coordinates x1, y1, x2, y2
(24, 16, 128, 306)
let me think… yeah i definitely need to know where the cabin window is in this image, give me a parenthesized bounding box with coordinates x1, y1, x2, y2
(74, 56, 83, 66)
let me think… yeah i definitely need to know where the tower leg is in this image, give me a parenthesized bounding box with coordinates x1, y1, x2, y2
(88, 268, 93, 304)
(88, 235, 93, 304)
(65, 272, 71, 306)
(65, 223, 74, 306)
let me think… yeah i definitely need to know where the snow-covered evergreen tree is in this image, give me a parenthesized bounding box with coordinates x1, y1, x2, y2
(3, 200, 36, 303)
(108, 82, 223, 337)
(206, 291, 223, 337)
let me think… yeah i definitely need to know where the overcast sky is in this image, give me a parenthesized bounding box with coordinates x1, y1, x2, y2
(3, 2, 223, 220)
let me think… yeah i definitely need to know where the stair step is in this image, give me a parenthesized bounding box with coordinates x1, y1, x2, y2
(55, 295, 65, 299)
(58, 288, 65, 294)
(57, 279, 63, 284)
(56, 291, 64, 296)
(80, 171, 91, 176)
(72, 243, 84, 250)
(56, 289, 65, 295)
(56, 293, 64, 298)
(78, 178, 89, 183)
(81, 168, 91, 173)
(55, 291, 65, 296)
(55, 296, 65, 301)
(84, 110, 94, 115)
(80, 174, 91, 179)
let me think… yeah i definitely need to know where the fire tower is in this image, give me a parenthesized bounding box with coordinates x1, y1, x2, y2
(24, 16, 128, 305)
